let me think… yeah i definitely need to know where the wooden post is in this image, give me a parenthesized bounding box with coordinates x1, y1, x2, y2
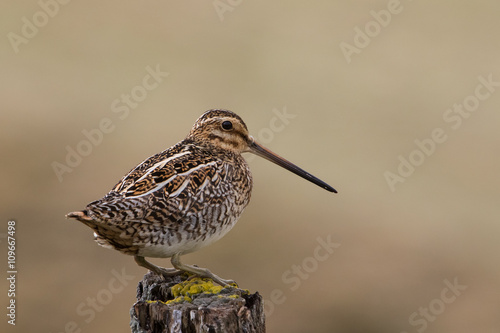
(130, 272, 266, 332)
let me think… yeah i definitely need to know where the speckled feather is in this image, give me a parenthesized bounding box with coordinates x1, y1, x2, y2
(73, 110, 253, 257)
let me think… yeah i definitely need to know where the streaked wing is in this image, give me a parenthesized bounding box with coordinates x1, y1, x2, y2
(85, 141, 224, 224)
(119, 154, 217, 199)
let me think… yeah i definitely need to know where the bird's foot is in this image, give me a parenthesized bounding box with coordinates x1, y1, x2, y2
(171, 253, 236, 287)
(155, 267, 183, 278)
(134, 255, 182, 278)
(185, 270, 236, 287)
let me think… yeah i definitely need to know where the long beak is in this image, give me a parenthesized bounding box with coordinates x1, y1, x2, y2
(248, 140, 337, 193)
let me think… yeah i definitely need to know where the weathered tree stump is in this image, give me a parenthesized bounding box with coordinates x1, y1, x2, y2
(130, 272, 265, 333)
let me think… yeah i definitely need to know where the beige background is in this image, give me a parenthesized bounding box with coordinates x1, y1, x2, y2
(1, 1, 500, 332)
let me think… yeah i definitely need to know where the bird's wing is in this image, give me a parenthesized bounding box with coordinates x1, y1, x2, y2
(84, 142, 226, 224)
(118, 151, 218, 199)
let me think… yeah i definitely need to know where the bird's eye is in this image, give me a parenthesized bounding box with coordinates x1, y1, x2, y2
(221, 121, 233, 130)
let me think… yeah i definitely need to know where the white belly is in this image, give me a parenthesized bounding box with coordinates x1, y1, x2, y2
(137, 219, 236, 258)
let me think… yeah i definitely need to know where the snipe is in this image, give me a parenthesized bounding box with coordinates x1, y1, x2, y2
(67, 109, 336, 286)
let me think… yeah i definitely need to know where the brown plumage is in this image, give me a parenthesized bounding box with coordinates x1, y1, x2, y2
(67, 109, 336, 286)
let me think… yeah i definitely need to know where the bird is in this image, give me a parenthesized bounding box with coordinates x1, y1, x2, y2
(66, 109, 337, 286)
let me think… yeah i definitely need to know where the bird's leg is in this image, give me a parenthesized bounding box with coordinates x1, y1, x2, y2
(170, 253, 236, 287)
(134, 255, 181, 277)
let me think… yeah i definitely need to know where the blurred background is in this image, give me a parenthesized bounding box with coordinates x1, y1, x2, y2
(1, 1, 500, 332)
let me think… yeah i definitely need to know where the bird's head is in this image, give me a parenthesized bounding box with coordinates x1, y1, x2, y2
(188, 109, 251, 154)
(187, 109, 337, 193)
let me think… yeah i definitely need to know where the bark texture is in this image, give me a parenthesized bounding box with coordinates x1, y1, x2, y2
(130, 272, 265, 333)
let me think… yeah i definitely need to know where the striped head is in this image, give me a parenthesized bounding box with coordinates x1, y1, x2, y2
(187, 109, 251, 153)
(186, 109, 337, 193)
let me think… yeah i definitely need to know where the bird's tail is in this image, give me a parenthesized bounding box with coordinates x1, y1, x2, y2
(66, 210, 93, 222)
